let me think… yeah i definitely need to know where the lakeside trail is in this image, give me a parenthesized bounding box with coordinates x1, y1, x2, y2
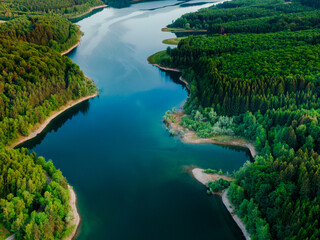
(9, 92, 98, 149)
(168, 111, 257, 158)
(66, 186, 81, 240)
(191, 168, 251, 240)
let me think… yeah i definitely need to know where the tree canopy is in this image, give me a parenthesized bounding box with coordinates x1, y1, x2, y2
(161, 0, 320, 239)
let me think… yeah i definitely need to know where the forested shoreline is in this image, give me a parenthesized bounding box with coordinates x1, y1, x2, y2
(0, 1, 99, 239)
(0, 0, 160, 20)
(155, 0, 320, 239)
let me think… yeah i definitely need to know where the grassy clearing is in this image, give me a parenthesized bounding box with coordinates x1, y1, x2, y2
(162, 37, 187, 45)
(0, 20, 5, 24)
(147, 50, 169, 64)
(0, 223, 10, 240)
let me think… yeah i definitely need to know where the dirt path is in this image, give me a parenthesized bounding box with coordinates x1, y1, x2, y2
(9, 93, 98, 149)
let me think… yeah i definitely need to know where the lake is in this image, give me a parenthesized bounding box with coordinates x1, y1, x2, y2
(19, 1, 250, 239)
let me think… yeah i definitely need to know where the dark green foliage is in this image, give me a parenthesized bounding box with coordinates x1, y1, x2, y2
(0, 15, 82, 52)
(163, 0, 320, 239)
(0, 148, 72, 240)
(0, 3, 98, 240)
(207, 178, 230, 193)
(168, 0, 319, 34)
(0, 36, 96, 145)
(0, 0, 105, 19)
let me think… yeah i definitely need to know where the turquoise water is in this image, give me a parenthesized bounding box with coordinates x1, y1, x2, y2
(20, 1, 250, 239)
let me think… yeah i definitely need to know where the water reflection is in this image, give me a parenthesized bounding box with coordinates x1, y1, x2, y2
(15, 99, 92, 149)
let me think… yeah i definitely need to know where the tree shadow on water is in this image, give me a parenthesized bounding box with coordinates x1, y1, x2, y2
(15, 100, 91, 150)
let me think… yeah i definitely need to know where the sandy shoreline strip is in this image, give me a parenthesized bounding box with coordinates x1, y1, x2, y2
(61, 40, 81, 56)
(191, 168, 251, 240)
(152, 64, 181, 72)
(153, 64, 256, 156)
(66, 185, 81, 240)
(61, 4, 107, 56)
(9, 92, 98, 149)
(151, 64, 190, 91)
(68, 4, 108, 21)
(192, 168, 233, 185)
(222, 189, 251, 240)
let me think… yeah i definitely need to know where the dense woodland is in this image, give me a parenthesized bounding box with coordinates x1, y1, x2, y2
(0, 148, 72, 239)
(0, 0, 156, 19)
(0, 0, 105, 19)
(0, 16, 81, 52)
(0, 3, 98, 239)
(161, 0, 320, 239)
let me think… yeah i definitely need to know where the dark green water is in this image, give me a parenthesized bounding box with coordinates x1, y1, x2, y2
(20, 1, 251, 239)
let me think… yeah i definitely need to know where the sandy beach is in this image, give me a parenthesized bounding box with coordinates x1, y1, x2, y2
(9, 92, 98, 149)
(192, 168, 233, 185)
(191, 168, 251, 240)
(66, 186, 81, 240)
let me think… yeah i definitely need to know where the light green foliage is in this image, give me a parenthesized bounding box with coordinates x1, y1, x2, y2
(163, 110, 172, 122)
(203, 168, 217, 174)
(0, 148, 71, 239)
(0, 32, 96, 145)
(180, 108, 234, 138)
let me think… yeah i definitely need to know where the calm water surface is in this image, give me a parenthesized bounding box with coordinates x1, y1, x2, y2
(21, 1, 250, 239)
